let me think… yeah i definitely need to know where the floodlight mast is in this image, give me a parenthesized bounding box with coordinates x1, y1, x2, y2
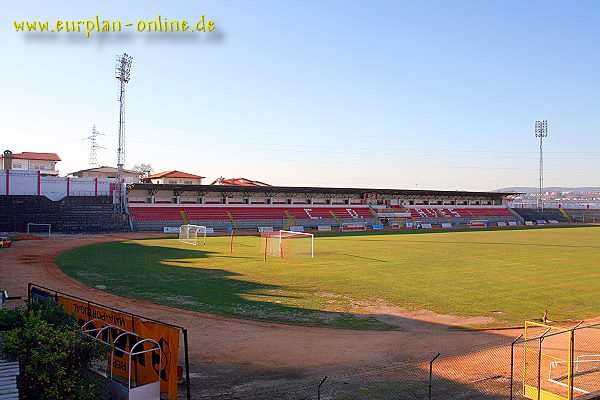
(534, 120, 548, 213)
(114, 53, 133, 214)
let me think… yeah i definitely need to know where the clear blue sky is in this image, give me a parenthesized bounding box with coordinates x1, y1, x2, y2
(1, 1, 599, 190)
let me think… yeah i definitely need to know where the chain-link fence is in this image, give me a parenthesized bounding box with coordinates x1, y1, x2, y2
(191, 323, 600, 400)
(516, 322, 600, 400)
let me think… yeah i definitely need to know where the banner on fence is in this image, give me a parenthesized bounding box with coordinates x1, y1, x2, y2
(32, 287, 179, 400)
(290, 226, 305, 232)
(258, 226, 274, 233)
(469, 220, 488, 228)
(163, 227, 180, 233)
(317, 225, 332, 231)
(342, 223, 367, 231)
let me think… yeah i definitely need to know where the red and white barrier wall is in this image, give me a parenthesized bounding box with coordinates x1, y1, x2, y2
(0, 170, 114, 200)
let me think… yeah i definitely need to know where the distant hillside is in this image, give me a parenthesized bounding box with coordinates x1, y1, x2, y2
(494, 187, 600, 194)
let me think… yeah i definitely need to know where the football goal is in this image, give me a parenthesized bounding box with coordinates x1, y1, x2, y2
(179, 224, 207, 246)
(262, 230, 314, 259)
(27, 223, 51, 237)
(341, 222, 367, 232)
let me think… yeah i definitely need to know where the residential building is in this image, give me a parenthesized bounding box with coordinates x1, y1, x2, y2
(69, 166, 142, 183)
(143, 170, 205, 185)
(1, 150, 61, 176)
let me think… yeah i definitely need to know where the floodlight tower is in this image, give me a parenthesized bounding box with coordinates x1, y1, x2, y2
(114, 53, 133, 214)
(83, 125, 105, 167)
(534, 120, 548, 213)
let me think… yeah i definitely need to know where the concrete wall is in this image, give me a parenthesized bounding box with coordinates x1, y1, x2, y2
(0, 170, 113, 201)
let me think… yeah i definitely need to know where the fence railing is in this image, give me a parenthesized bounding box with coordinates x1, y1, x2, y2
(191, 322, 600, 400)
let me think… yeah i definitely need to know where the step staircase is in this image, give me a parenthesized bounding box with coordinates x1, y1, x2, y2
(226, 211, 238, 229)
(180, 210, 189, 225)
(559, 207, 572, 222)
(368, 206, 380, 220)
(328, 210, 342, 225)
(435, 209, 452, 223)
(284, 210, 297, 227)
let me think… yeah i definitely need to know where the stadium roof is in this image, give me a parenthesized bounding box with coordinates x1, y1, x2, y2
(6, 152, 61, 161)
(129, 183, 517, 197)
(146, 170, 205, 179)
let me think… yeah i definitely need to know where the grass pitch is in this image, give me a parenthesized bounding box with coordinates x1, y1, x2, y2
(56, 226, 600, 330)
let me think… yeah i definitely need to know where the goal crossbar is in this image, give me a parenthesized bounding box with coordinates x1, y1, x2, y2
(27, 223, 51, 236)
(179, 224, 207, 246)
(263, 230, 314, 259)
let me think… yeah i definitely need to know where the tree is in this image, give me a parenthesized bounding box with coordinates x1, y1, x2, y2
(0, 299, 109, 400)
(132, 163, 154, 177)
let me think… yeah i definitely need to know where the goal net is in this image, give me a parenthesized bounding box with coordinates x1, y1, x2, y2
(262, 230, 314, 259)
(341, 222, 367, 232)
(179, 224, 207, 246)
(27, 223, 51, 237)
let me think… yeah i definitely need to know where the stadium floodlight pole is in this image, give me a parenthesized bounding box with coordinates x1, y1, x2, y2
(114, 53, 133, 214)
(534, 120, 548, 213)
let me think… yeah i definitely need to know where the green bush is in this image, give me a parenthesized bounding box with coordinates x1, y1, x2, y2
(0, 298, 74, 332)
(0, 300, 109, 400)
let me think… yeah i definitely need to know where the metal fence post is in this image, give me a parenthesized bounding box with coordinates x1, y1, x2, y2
(537, 328, 551, 400)
(510, 334, 523, 400)
(537, 336, 543, 400)
(317, 376, 327, 400)
(569, 328, 575, 400)
(568, 322, 582, 400)
(183, 329, 191, 400)
(429, 353, 440, 400)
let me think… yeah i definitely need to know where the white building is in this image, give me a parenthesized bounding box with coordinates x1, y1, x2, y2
(69, 166, 141, 183)
(143, 170, 205, 185)
(1, 150, 61, 176)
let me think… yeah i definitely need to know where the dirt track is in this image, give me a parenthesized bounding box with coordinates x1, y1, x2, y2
(0, 233, 531, 398)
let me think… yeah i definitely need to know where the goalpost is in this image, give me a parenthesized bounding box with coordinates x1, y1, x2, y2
(27, 223, 51, 237)
(179, 224, 207, 246)
(262, 230, 314, 259)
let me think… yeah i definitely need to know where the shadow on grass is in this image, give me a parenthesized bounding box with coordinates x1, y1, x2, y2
(56, 241, 395, 329)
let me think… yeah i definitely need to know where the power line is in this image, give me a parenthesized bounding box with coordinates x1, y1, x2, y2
(82, 125, 105, 167)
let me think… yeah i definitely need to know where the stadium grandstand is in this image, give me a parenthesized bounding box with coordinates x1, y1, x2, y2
(9, 161, 600, 233)
(126, 183, 522, 231)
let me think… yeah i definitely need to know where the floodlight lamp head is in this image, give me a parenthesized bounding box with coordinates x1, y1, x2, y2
(534, 120, 548, 138)
(115, 53, 133, 83)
